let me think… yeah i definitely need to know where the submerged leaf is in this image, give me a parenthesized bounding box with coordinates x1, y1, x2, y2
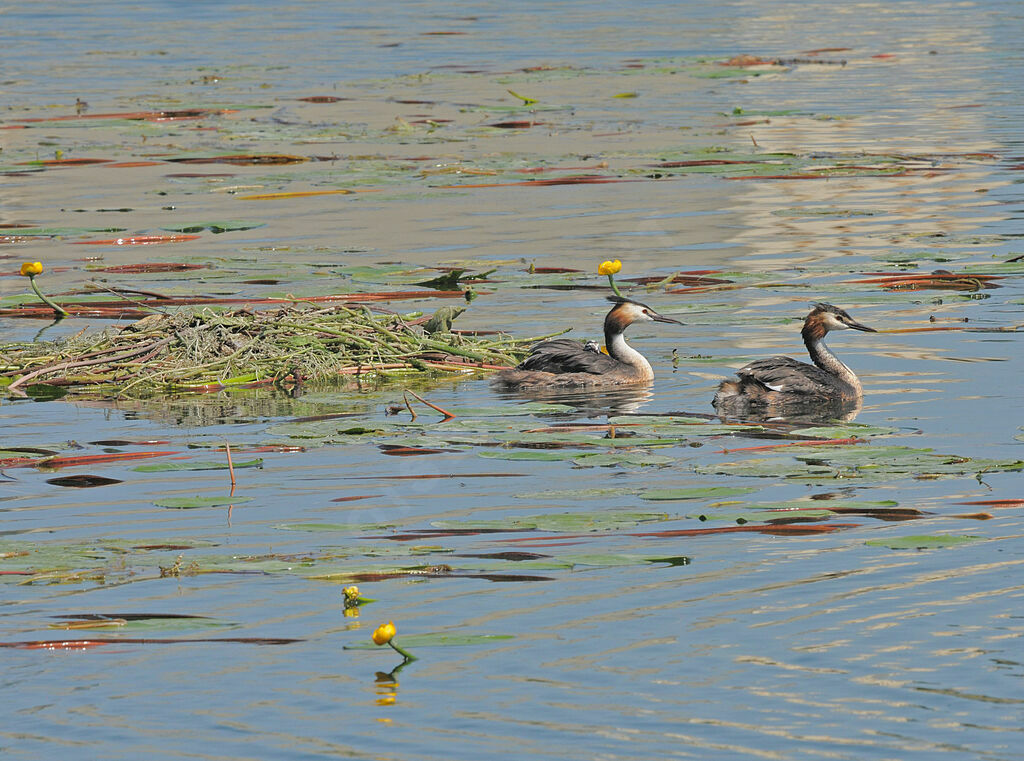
(864, 534, 983, 550)
(432, 510, 668, 532)
(154, 496, 254, 509)
(641, 486, 759, 501)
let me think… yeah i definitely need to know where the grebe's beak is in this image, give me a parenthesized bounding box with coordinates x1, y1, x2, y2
(651, 311, 683, 325)
(845, 318, 876, 332)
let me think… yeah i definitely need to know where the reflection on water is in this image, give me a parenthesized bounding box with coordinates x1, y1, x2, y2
(494, 383, 655, 418)
(715, 396, 862, 424)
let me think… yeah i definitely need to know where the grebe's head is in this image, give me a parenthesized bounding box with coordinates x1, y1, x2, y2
(605, 296, 683, 332)
(804, 303, 876, 341)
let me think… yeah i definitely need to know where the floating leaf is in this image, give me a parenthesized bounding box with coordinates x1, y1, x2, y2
(49, 614, 236, 632)
(477, 450, 579, 461)
(697, 447, 1024, 482)
(161, 221, 266, 234)
(787, 424, 900, 439)
(132, 459, 263, 472)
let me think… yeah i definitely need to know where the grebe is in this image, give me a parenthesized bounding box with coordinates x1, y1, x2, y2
(713, 303, 876, 409)
(494, 296, 682, 389)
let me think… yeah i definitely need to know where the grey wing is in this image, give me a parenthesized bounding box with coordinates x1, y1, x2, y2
(735, 356, 835, 395)
(517, 339, 621, 375)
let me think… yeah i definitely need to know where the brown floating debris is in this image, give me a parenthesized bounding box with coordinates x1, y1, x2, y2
(92, 263, 208, 273)
(15, 109, 236, 123)
(848, 270, 1001, 291)
(166, 154, 309, 165)
(487, 120, 545, 129)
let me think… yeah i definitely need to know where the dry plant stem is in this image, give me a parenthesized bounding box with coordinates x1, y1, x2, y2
(85, 281, 169, 314)
(225, 441, 236, 487)
(1, 338, 132, 378)
(404, 389, 455, 421)
(402, 391, 418, 421)
(7, 337, 172, 392)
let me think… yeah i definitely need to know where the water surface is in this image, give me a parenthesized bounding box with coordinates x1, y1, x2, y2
(2, 2, 1024, 760)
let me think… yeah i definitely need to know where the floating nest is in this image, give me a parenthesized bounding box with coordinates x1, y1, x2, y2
(0, 304, 550, 398)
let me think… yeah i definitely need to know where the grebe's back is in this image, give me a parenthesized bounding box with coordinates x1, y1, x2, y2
(494, 296, 682, 390)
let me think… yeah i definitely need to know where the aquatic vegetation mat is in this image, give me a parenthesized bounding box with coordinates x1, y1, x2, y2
(0, 304, 536, 398)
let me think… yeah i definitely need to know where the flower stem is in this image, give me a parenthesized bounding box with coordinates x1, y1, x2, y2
(606, 273, 623, 298)
(388, 640, 418, 662)
(29, 275, 69, 319)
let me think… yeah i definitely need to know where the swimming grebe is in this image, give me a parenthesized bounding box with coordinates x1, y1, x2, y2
(494, 296, 682, 389)
(713, 303, 876, 408)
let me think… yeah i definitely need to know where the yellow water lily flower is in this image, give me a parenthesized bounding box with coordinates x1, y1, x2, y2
(372, 621, 397, 646)
(343, 585, 360, 601)
(20, 262, 43, 277)
(597, 259, 622, 276)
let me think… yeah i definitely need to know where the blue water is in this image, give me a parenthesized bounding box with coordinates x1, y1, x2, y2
(3, 2, 1024, 760)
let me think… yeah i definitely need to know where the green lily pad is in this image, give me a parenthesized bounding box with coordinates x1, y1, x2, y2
(133, 459, 263, 472)
(477, 450, 580, 461)
(787, 425, 900, 439)
(864, 534, 983, 550)
(162, 221, 266, 234)
(697, 446, 1024, 482)
(49, 615, 237, 632)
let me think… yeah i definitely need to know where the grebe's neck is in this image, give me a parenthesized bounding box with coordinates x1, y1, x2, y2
(803, 331, 862, 396)
(605, 326, 654, 380)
